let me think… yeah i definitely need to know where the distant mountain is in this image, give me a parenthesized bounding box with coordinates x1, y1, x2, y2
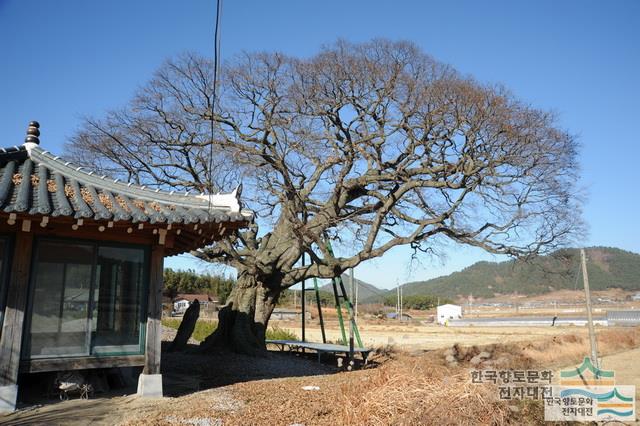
(319, 274, 387, 301)
(369, 247, 640, 301)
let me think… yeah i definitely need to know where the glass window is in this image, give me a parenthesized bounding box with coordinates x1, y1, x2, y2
(27, 242, 94, 358)
(25, 239, 148, 359)
(92, 246, 146, 354)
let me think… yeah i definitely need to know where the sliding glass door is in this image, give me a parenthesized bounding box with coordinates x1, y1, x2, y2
(25, 239, 148, 359)
(92, 246, 146, 354)
(26, 241, 93, 357)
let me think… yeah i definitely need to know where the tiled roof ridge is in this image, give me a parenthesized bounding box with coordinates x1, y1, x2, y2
(29, 147, 241, 212)
(0, 121, 252, 225)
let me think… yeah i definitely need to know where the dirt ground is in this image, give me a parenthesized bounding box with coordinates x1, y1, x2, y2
(598, 347, 640, 400)
(1, 341, 337, 426)
(2, 326, 639, 425)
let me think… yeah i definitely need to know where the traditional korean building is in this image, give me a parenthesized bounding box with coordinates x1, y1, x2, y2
(0, 122, 251, 411)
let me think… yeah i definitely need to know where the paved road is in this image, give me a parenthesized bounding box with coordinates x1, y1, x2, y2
(449, 316, 608, 327)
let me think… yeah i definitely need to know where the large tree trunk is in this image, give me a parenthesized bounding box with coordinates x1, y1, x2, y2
(200, 270, 280, 355)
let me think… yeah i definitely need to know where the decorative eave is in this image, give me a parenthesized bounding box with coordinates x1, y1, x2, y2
(0, 121, 252, 255)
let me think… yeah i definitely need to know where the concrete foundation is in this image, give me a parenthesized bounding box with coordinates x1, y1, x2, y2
(136, 374, 163, 397)
(0, 384, 18, 413)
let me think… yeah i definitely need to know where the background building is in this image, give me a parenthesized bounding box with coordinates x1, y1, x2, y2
(436, 304, 462, 325)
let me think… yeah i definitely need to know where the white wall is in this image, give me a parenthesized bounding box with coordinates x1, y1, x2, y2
(173, 300, 190, 312)
(436, 304, 462, 325)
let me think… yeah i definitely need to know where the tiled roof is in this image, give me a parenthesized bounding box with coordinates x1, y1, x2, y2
(0, 122, 251, 226)
(174, 294, 217, 303)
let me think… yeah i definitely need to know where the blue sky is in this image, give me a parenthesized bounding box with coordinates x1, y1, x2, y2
(1, 0, 638, 289)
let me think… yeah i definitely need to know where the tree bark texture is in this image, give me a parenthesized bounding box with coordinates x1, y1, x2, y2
(200, 271, 279, 355)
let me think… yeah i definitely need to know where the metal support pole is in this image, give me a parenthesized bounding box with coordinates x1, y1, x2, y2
(332, 278, 348, 345)
(336, 275, 363, 348)
(323, 241, 363, 348)
(313, 278, 327, 343)
(349, 268, 355, 361)
(354, 273, 359, 320)
(301, 253, 306, 342)
(581, 249, 599, 368)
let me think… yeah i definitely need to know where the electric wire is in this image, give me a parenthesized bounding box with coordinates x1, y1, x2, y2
(207, 0, 223, 214)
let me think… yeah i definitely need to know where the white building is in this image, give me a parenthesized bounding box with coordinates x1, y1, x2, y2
(436, 304, 462, 325)
(173, 299, 191, 313)
(172, 294, 218, 315)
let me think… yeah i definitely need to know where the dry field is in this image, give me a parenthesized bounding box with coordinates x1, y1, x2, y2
(275, 320, 599, 350)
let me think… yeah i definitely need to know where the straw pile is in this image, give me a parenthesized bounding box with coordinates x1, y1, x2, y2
(337, 354, 511, 426)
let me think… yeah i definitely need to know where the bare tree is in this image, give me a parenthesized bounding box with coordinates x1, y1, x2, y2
(68, 40, 582, 354)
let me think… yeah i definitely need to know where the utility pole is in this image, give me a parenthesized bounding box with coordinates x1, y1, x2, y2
(399, 282, 403, 321)
(581, 249, 599, 367)
(396, 279, 400, 318)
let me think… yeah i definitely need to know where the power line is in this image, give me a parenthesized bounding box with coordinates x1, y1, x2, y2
(207, 0, 223, 213)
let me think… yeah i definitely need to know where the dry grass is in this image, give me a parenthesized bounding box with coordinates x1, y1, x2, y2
(517, 327, 640, 367)
(158, 327, 638, 425)
(336, 327, 640, 426)
(337, 354, 511, 425)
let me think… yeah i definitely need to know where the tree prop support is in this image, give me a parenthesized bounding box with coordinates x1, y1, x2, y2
(282, 243, 369, 364)
(302, 242, 364, 349)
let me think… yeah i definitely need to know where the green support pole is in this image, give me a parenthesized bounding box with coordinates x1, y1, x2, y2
(332, 278, 348, 345)
(325, 240, 364, 348)
(313, 277, 327, 344)
(335, 275, 364, 348)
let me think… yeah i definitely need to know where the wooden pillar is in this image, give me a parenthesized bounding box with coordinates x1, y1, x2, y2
(137, 244, 164, 397)
(0, 231, 34, 411)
